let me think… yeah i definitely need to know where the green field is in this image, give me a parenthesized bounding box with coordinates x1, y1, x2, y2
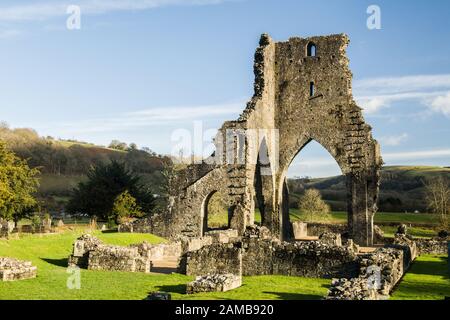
(0, 229, 330, 300)
(391, 254, 450, 300)
(208, 209, 444, 238)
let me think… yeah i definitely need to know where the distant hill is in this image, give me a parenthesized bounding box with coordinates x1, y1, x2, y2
(0, 124, 171, 213)
(287, 166, 450, 213)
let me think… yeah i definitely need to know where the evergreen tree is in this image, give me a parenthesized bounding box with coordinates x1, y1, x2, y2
(66, 161, 155, 220)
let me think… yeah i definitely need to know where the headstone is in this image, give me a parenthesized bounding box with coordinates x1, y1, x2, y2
(56, 219, 64, 227)
(100, 224, 107, 231)
(73, 240, 85, 257)
(292, 221, 308, 239)
(42, 218, 52, 233)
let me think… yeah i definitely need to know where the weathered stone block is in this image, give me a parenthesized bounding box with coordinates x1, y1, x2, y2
(186, 274, 242, 294)
(0, 257, 37, 281)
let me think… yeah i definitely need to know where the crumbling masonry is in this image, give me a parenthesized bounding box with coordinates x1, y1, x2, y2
(139, 33, 383, 246)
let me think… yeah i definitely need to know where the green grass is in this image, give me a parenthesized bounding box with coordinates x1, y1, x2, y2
(0, 229, 330, 300)
(210, 209, 441, 227)
(379, 226, 438, 238)
(391, 255, 450, 300)
(209, 209, 443, 238)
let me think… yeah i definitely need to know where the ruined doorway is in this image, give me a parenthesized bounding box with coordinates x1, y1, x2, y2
(202, 190, 230, 234)
(282, 140, 346, 238)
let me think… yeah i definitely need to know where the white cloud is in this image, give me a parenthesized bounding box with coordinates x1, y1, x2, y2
(429, 92, 450, 118)
(0, 28, 21, 38)
(353, 74, 450, 116)
(379, 133, 408, 146)
(0, 0, 232, 22)
(354, 74, 450, 96)
(47, 101, 244, 134)
(383, 148, 450, 161)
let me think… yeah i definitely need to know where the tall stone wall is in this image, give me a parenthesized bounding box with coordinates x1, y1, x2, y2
(138, 33, 382, 247)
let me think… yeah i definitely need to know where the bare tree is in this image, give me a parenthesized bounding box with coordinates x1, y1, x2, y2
(424, 176, 450, 229)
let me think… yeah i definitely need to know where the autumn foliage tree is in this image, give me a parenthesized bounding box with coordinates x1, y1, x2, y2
(0, 140, 40, 221)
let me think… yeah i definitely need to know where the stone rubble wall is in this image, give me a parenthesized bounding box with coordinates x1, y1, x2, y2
(205, 229, 239, 244)
(185, 244, 243, 276)
(87, 245, 150, 272)
(68, 234, 152, 273)
(0, 257, 37, 281)
(326, 233, 420, 300)
(184, 227, 359, 279)
(186, 274, 242, 294)
(415, 237, 449, 255)
(243, 240, 356, 278)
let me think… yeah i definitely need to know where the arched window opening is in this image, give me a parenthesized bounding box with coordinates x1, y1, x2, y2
(309, 82, 315, 97)
(202, 191, 229, 234)
(253, 138, 272, 226)
(307, 42, 317, 57)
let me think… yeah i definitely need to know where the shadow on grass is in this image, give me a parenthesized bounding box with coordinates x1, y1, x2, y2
(155, 284, 187, 294)
(263, 291, 323, 300)
(41, 257, 68, 268)
(101, 229, 118, 234)
(407, 256, 449, 278)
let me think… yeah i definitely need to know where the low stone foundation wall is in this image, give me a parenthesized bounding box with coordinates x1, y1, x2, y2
(306, 223, 347, 237)
(205, 229, 239, 244)
(415, 238, 448, 255)
(186, 274, 242, 293)
(118, 214, 167, 236)
(184, 227, 359, 279)
(253, 240, 358, 278)
(326, 232, 420, 301)
(0, 257, 37, 281)
(185, 244, 242, 276)
(87, 245, 150, 272)
(68, 234, 152, 273)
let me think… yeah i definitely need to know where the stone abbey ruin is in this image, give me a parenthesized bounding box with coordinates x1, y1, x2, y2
(2, 33, 448, 300)
(111, 33, 447, 299)
(127, 33, 383, 247)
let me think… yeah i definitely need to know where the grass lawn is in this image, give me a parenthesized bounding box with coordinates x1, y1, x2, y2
(391, 255, 450, 300)
(0, 229, 330, 300)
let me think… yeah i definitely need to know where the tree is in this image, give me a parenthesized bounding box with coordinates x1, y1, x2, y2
(66, 161, 155, 220)
(112, 190, 144, 224)
(0, 141, 40, 221)
(108, 140, 128, 151)
(298, 188, 330, 221)
(424, 176, 449, 228)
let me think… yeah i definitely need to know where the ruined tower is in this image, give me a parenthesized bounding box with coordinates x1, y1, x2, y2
(152, 34, 382, 246)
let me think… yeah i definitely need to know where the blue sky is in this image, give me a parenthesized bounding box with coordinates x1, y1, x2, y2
(0, 0, 449, 177)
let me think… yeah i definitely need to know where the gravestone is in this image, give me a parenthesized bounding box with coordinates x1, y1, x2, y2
(292, 222, 308, 239)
